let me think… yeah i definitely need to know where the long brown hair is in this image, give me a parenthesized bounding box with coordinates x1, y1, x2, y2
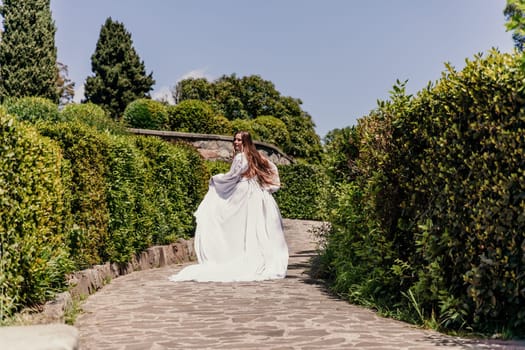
(235, 131, 277, 186)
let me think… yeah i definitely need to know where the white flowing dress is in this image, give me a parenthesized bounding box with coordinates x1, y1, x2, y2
(168, 152, 289, 282)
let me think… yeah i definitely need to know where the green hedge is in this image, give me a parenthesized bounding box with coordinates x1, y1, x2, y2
(103, 135, 152, 263)
(399, 51, 525, 333)
(0, 112, 72, 318)
(251, 115, 290, 151)
(123, 98, 169, 130)
(3, 96, 60, 123)
(320, 50, 525, 335)
(274, 163, 329, 221)
(134, 137, 209, 245)
(231, 118, 258, 137)
(1, 104, 210, 317)
(168, 99, 232, 135)
(61, 102, 127, 134)
(37, 121, 111, 267)
(38, 121, 210, 265)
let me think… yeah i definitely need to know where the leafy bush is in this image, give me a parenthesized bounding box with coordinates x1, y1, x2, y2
(0, 112, 72, 318)
(320, 50, 525, 335)
(170, 141, 210, 216)
(205, 160, 231, 176)
(37, 121, 111, 268)
(251, 115, 290, 150)
(3, 96, 60, 123)
(123, 98, 169, 130)
(323, 126, 360, 183)
(315, 181, 397, 308)
(231, 118, 258, 138)
(274, 163, 330, 220)
(399, 52, 525, 333)
(104, 134, 152, 263)
(1, 101, 211, 316)
(282, 114, 323, 162)
(61, 102, 127, 134)
(168, 100, 232, 134)
(134, 137, 209, 244)
(212, 114, 233, 135)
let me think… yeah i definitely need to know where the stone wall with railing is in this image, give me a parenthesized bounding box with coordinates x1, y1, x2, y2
(128, 129, 294, 165)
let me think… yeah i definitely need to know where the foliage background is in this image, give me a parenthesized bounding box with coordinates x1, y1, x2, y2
(0, 100, 210, 318)
(318, 50, 525, 336)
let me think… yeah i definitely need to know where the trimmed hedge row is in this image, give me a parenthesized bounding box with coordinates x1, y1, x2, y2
(1, 100, 210, 318)
(274, 163, 329, 221)
(320, 50, 525, 335)
(167, 99, 232, 135)
(0, 110, 71, 318)
(37, 121, 111, 267)
(398, 52, 525, 333)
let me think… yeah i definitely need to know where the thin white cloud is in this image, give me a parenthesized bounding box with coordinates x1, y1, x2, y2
(178, 67, 213, 82)
(151, 67, 214, 105)
(151, 86, 175, 105)
(73, 85, 85, 103)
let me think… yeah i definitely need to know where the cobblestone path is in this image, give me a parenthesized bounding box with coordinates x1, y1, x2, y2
(75, 219, 525, 349)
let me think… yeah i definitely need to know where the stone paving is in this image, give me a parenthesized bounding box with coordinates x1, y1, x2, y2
(75, 219, 525, 350)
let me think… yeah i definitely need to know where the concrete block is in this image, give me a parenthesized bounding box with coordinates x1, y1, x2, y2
(0, 324, 79, 350)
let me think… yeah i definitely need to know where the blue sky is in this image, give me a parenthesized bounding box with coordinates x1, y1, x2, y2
(50, 0, 514, 138)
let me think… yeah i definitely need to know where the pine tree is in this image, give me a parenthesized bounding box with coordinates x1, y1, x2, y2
(84, 17, 155, 119)
(0, 0, 59, 102)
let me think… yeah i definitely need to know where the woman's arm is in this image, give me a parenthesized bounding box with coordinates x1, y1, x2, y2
(210, 153, 247, 196)
(263, 161, 281, 193)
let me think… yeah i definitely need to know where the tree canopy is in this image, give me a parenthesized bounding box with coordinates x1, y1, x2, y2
(0, 0, 59, 102)
(173, 74, 322, 160)
(84, 17, 155, 119)
(504, 0, 525, 52)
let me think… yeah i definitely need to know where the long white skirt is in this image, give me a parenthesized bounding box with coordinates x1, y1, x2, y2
(168, 178, 289, 282)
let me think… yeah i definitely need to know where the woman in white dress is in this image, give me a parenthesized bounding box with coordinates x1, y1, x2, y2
(169, 131, 289, 282)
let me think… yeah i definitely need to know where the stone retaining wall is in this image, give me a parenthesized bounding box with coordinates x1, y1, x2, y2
(128, 128, 294, 165)
(67, 238, 195, 299)
(35, 238, 194, 323)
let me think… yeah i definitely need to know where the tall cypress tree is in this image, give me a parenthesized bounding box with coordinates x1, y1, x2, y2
(0, 0, 59, 102)
(84, 17, 155, 119)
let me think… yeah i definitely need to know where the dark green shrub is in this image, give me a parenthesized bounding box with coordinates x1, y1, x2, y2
(0, 112, 72, 318)
(134, 137, 209, 244)
(251, 115, 290, 150)
(3, 96, 60, 123)
(61, 102, 127, 134)
(281, 114, 323, 163)
(205, 159, 230, 176)
(123, 98, 169, 130)
(274, 163, 329, 220)
(316, 181, 399, 308)
(323, 126, 360, 183)
(231, 118, 258, 138)
(212, 114, 233, 135)
(171, 141, 210, 218)
(399, 51, 525, 333)
(320, 50, 525, 335)
(104, 134, 152, 263)
(168, 99, 228, 134)
(39, 119, 209, 265)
